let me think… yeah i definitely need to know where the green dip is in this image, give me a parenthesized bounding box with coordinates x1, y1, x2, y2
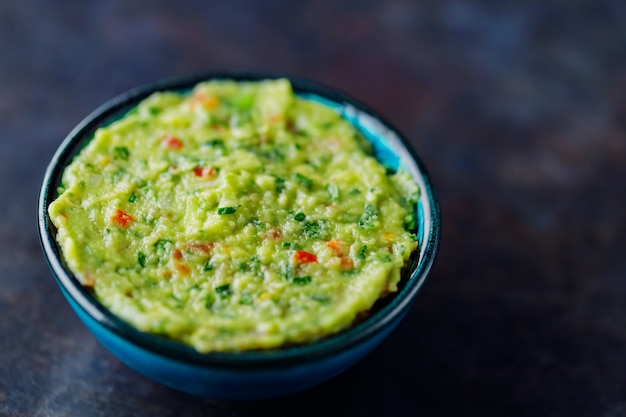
(49, 79, 420, 352)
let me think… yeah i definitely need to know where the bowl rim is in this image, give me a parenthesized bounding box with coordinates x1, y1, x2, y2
(38, 71, 440, 369)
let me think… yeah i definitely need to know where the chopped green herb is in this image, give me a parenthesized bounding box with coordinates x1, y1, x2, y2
(282, 242, 291, 248)
(294, 212, 306, 222)
(394, 243, 406, 255)
(349, 188, 361, 195)
(249, 256, 261, 273)
(404, 212, 416, 231)
(215, 284, 232, 298)
(294, 172, 313, 189)
(105, 228, 111, 234)
(137, 252, 146, 267)
(154, 239, 172, 251)
(292, 242, 303, 250)
(204, 261, 214, 271)
(128, 192, 137, 203)
(217, 206, 239, 215)
(311, 294, 331, 303)
(292, 276, 312, 285)
(204, 294, 215, 309)
(358, 203, 379, 229)
(113, 146, 129, 160)
(204, 138, 224, 147)
(239, 293, 253, 305)
(303, 221, 322, 238)
(251, 218, 266, 229)
(275, 177, 286, 193)
(357, 245, 367, 260)
(263, 148, 284, 161)
(168, 295, 183, 308)
(326, 184, 339, 201)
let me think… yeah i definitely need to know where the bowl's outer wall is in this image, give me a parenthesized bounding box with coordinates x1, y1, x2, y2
(60, 285, 411, 399)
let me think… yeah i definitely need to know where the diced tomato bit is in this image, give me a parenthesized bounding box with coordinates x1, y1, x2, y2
(326, 240, 344, 256)
(340, 257, 354, 271)
(164, 136, 183, 149)
(193, 166, 216, 178)
(293, 250, 317, 263)
(175, 263, 191, 276)
(172, 249, 183, 260)
(111, 209, 134, 228)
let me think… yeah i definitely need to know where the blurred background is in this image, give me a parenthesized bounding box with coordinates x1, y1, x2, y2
(1, 1, 625, 416)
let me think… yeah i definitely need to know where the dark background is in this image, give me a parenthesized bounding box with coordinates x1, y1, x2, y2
(1, 1, 625, 416)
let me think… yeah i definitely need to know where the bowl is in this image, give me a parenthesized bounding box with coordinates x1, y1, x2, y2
(38, 72, 440, 400)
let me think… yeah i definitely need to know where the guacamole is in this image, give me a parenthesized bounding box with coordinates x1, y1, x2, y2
(48, 79, 420, 352)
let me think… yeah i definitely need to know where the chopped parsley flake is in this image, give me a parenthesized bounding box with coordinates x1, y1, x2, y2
(292, 276, 312, 285)
(113, 146, 129, 160)
(217, 206, 239, 215)
(294, 172, 313, 189)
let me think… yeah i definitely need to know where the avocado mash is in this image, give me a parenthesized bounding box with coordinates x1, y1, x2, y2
(48, 79, 420, 352)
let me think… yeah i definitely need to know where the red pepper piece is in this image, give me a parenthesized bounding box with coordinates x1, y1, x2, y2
(164, 136, 183, 149)
(293, 250, 317, 263)
(193, 166, 216, 177)
(111, 209, 134, 228)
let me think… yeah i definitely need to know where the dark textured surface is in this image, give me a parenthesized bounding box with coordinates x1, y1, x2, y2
(2, 1, 626, 416)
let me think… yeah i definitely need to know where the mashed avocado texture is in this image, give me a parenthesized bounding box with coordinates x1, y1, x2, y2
(49, 79, 420, 352)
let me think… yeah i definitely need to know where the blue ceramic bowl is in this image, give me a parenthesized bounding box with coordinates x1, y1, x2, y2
(38, 72, 440, 400)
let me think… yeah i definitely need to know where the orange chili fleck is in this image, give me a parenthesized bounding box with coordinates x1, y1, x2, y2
(340, 257, 354, 271)
(111, 209, 134, 228)
(175, 263, 191, 276)
(164, 136, 183, 149)
(326, 240, 343, 256)
(293, 250, 317, 263)
(191, 93, 219, 110)
(185, 242, 214, 254)
(172, 249, 183, 260)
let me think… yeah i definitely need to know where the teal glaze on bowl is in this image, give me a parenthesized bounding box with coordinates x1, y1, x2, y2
(38, 72, 440, 400)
